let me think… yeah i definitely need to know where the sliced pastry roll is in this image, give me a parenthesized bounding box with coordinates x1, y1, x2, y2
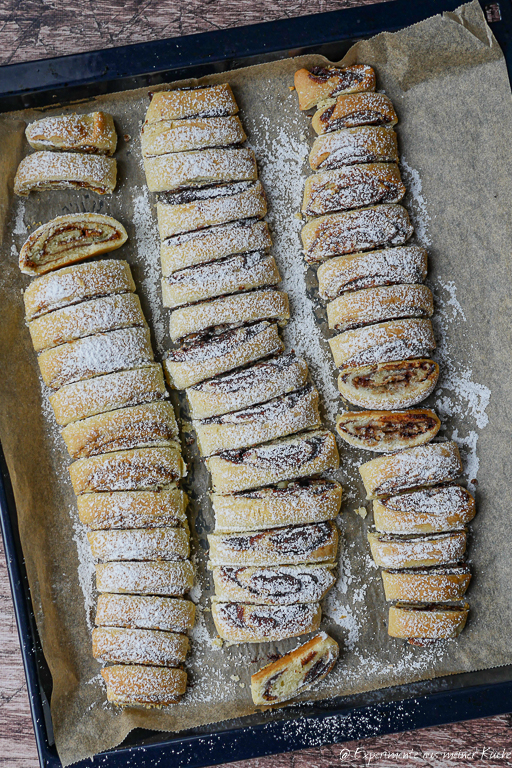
(212, 601, 322, 643)
(207, 429, 339, 494)
(168, 289, 290, 341)
(212, 564, 336, 604)
(381, 566, 471, 603)
(359, 441, 462, 499)
(337, 359, 439, 410)
(144, 147, 257, 192)
(373, 485, 476, 534)
(367, 530, 467, 569)
(96, 594, 195, 633)
(163, 322, 284, 389)
(336, 408, 440, 452)
(208, 520, 337, 566)
(317, 246, 428, 301)
(309, 126, 398, 171)
(96, 560, 194, 596)
(212, 479, 342, 533)
(194, 385, 321, 456)
(145, 84, 238, 124)
(388, 602, 469, 643)
(49, 365, 167, 426)
(102, 665, 187, 707)
(25, 112, 117, 154)
(327, 284, 433, 332)
(88, 526, 190, 562)
(251, 632, 339, 706)
(294, 65, 376, 110)
(329, 318, 436, 369)
(302, 163, 405, 216)
(161, 220, 272, 275)
(14, 151, 117, 196)
(312, 92, 398, 134)
(186, 353, 308, 420)
(156, 181, 266, 238)
(23, 259, 135, 321)
(92, 626, 189, 666)
(301, 204, 413, 263)
(28, 293, 145, 352)
(19, 214, 127, 276)
(141, 115, 246, 156)
(77, 487, 188, 530)
(69, 445, 185, 495)
(37, 326, 154, 389)
(162, 252, 280, 310)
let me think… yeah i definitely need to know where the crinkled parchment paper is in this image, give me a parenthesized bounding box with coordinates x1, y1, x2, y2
(0, 2, 511, 763)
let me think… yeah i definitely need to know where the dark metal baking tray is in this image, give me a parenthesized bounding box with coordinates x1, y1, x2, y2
(1, 1, 512, 765)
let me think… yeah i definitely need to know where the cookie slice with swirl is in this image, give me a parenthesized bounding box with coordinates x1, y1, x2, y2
(309, 126, 398, 171)
(312, 92, 397, 134)
(212, 564, 336, 604)
(337, 359, 439, 410)
(336, 408, 440, 452)
(294, 65, 376, 110)
(212, 601, 321, 643)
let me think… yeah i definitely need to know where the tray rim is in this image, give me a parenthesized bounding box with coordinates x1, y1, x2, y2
(1, 0, 512, 765)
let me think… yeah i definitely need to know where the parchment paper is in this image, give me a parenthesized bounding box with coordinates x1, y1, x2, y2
(0, 2, 511, 764)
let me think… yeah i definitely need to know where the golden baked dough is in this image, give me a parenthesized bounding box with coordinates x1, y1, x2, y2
(101, 664, 187, 707)
(92, 626, 189, 666)
(373, 485, 476, 534)
(77, 487, 188, 530)
(88, 526, 190, 562)
(141, 115, 246, 156)
(336, 408, 440, 452)
(381, 566, 471, 602)
(312, 92, 397, 134)
(327, 284, 434, 332)
(367, 529, 467, 569)
(25, 111, 117, 154)
(387, 602, 469, 642)
(14, 151, 117, 195)
(337, 359, 439, 410)
(145, 84, 238, 123)
(212, 601, 322, 643)
(212, 564, 336, 604)
(294, 65, 376, 110)
(143, 148, 257, 192)
(95, 593, 195, 633)
(96, 560, 194, 596)
(309, 127, 398, 171)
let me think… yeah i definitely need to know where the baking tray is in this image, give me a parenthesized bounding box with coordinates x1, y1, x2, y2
(1, 1, 512, 765)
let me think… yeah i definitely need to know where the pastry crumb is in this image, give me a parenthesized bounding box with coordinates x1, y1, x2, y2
(212, 636, 223, 649)
(239, 682, 245, 688)
(354, 506, 368, 519)
(289, 86, 295, 91)
(230, 674, 240, 682)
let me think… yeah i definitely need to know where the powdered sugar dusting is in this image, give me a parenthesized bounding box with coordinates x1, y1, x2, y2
(400, 158, 431, 246)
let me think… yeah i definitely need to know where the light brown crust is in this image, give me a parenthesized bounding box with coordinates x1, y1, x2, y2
(25, 112, 117, 154)
(96, 594, 195, 632)
(312, 92, 397, 134)
(337, 359, 439, 410)
(101, 664, 187, 707)
(77, 488, 188, 530)
(95, 560, 194, 596)
(251, 632, 339, 705)
(14, 151, 117, 196)
(381, 567, 471, 602)
(367, 530, 467, 569)
(144, 148, 257, 192)
(336, 408, 440, 452)
(294, 65, 376, 110)
(212, 564, 336, 604)
(327, 284, 433, 332)
(141, 115, 246, 156)
(88, 527, 190, 562)
(212, 601, 322, 643)
(330, 318, 436, 369)
(388, 602, 469, 641)
(145, 84, 238, 123)
(373, 485, 475, 534)
(92, 626, 189, 666)
(309, 127, 398, 171)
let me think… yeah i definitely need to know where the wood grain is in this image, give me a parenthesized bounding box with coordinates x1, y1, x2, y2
(1, 1, 511, 766)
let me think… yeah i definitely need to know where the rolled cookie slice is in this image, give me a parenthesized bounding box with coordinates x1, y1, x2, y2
(88, 527, 190, 562)
(208, 520, 338, 566)
(187, 353, 308, 420)
(92, 626, 189, 666)
(163, 322, 284, 390)
(14, 151, 117, 196)
(141, 115, 246, 156)
(337, 359, 439, 410)
(251, 632, 339, 705)
(335, 408, 440, 452)
(194, 385, 321, 456)
(302, 204, 413, 263)
(367, 530, 467, 569)
(96, 593, 195, 633)
(169, 289, 290, 342)
(317, 246, 428, 301)
(49, 364, 166, 426)
(207, 429, 339, 494)
(61, 401, 179, 459)
(327, 284, 434, 332)
(387, 602, 469, 644)
(161, 220, 272, 275)
(329, 318, 436, 369)
(381, 566, 471, 603)
(359, 441, 462, 499)
(25, 112, 117, 154)
(212, 564, 336, 605)
(144, 147, 257, 192)
(162, 251, 280, 310)
(19, 214, 127, 276)
(156, 180, 266, 238)
(69, 446, 185, 495)
(212, 479, 342, 533)
(77, 487, 188, 530)
(28, 293, 145, 352)
(145, 84, 238, 123)
(23, 259, 135, 320)
(294, 65, 376, 110)
(102, 665, 187, 707)
(302, 163, 405, 216)
(373, 485, 476, 534)
(96, 560, 194, 596)
(312, 92, 398, 134)
(309, 126, 398, 171)
(212, 601, 322, 643)
(37, 326, 154, 389)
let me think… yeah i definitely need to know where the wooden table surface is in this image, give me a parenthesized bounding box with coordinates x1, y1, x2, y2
(1, 1, 511, 766)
